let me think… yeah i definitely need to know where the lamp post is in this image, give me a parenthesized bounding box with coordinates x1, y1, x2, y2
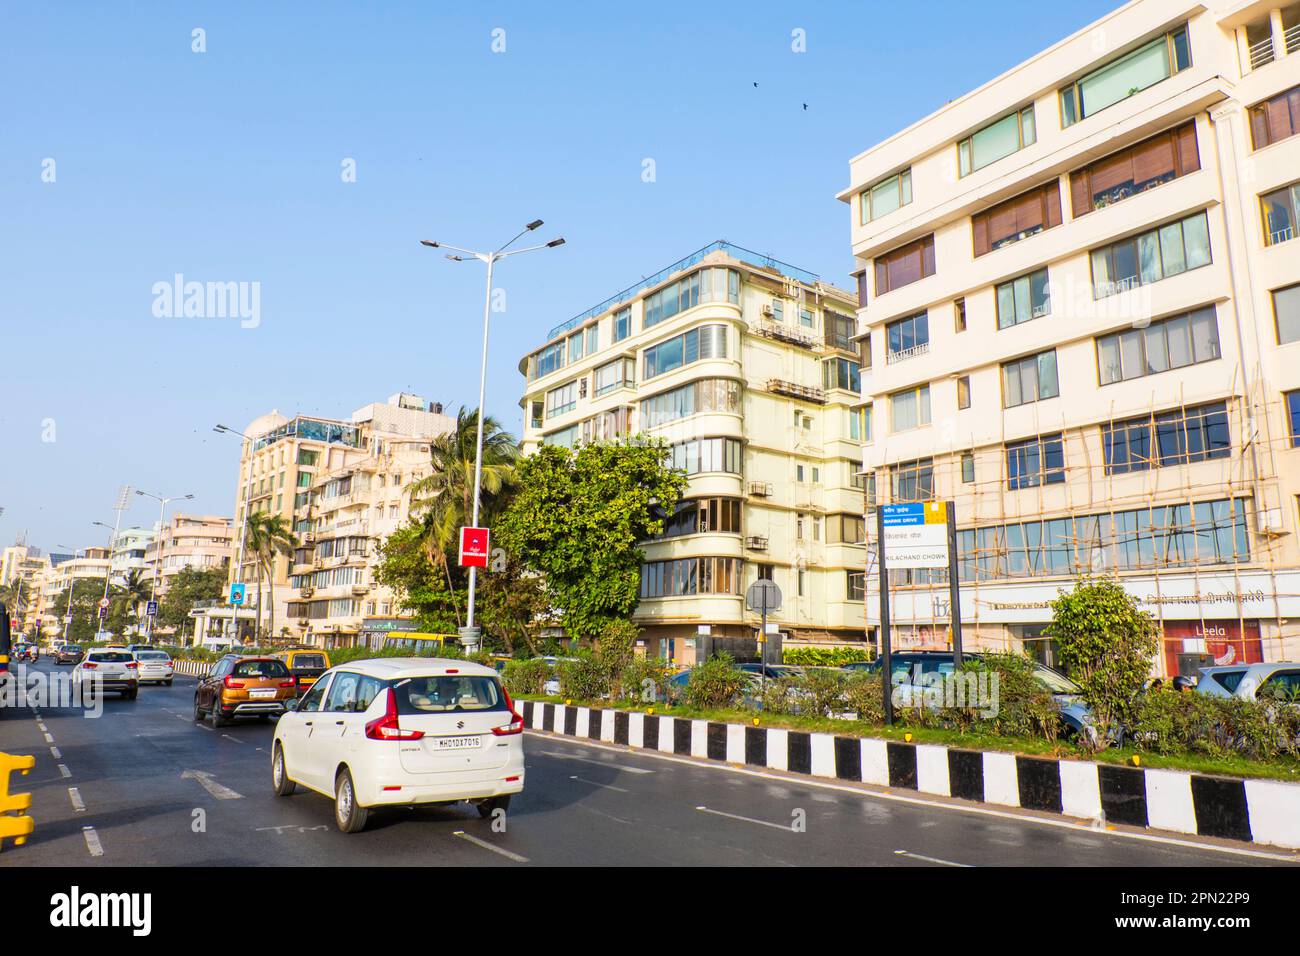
(418, 221, 565, 653)
(54, 545, 84, 645)
(135, 490, 194, 643)
(214, 425, 257, 648)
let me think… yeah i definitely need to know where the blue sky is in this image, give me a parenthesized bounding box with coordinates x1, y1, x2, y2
(0, 0, 1118, 551)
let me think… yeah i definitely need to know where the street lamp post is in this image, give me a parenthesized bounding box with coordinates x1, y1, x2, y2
(135, 490, 194, 643)
(214, 425, 257, 648)
(419, 221, 565, 654)
(54, 545, 84, 645)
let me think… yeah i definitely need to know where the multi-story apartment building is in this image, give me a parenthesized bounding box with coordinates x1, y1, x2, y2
(32, 548, 111, 638)
(142, 513, 233, 595)
(518, 241, 867, 664)
(218, 393, 454, 648)
(108, 527, 154, 582)
(840, 0, 1300, 676)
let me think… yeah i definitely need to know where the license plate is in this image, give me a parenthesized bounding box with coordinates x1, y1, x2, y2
(434, 736, 481, 751)
(249, 689, 277, 699)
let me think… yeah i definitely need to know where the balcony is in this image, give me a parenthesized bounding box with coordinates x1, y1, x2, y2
(753, 320, 819, 350)
(766, 379, 826, 404)
(1288, 23, 1300, 55)
(744, 535, 769, 551)
(885, 341, 930, 365)
(748, 481, 773, 497)
(1249, 34, 1275, 70)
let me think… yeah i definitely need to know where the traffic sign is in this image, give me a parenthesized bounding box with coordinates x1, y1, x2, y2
(145, 600, 158, 617)
(228, 583, 246, 606)
(745, 580, 782, 613)
(97, 607, 108, 620)
(97, 597, 111, 610)
(459, 527, 490, 568)
(880, 502, 949, 569)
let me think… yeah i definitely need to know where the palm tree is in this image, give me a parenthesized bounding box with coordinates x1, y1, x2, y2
(119, 569, 151, 632)
(407, 407, 519, 626)
(248, 512, 296, 646)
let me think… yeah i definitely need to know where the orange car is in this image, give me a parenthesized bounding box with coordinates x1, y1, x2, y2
(194, 655, 298, 727)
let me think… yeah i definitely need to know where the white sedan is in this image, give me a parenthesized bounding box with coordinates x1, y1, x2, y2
(272, 658, 525, 833)
(72, 650, 140, 700)
(132, 650, 175, 685)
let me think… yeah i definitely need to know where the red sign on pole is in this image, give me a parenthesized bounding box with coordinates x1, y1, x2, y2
(459, 527, 490, 568)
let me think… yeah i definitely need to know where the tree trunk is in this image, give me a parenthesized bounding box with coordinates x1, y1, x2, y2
(255, 562, 264, 644)
(266, 555, 276, 646)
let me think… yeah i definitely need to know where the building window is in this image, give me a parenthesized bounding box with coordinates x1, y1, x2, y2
(800, 308, 815, 329)
(847, 571, 865, 602)
(972, 182, 1063, 257)
(1102, 401, 1231, 475)
(643, 324, 728, 380)
(1096, 306, 1220, 385)
(1006, 434, 1065, 490)
(579, 407, 633, 444)
(829, 513, 866, 544)
(530, 400, 544, 429)
(874, 234, 936, 295)
(797, 465, 805, 483)
(954, 297, 966, 332)
(1286, 390, 1300, 447)
(892, 458, 934, 502)
(958, 106, 1036, 177)
(798, 570, 806, 597)
(757, 564, 773, 581)
(639, 557, 742, 598)
(643, 268, 739, 328)
(771, 299, 784, 322)
(1002, 351, 1059, 407)
(886, 311, 929, 362)
(1059, 26, 1191, 127)
(531, 341, 565, 380)
(612, 306, 631, 343)
(825, 310, 856, 351)
(890, 384, 932, 432)
(541, 424, 580, 448)
(1276, 284, 1300, 345)
(650, 497, 742, 540)
(1261, 181, 1300, 246)
(823, 357, 861, 392)
(996, 268, 1051, 328)
(545, 380, 578, 419)
(1070, 121, 1200, 217)
(957, 376, 971, 410)
(665, 437, 743, 475)
(796, 512, 806, 539)
(593, 357, 635, 396)
(1090, 210, 1211, 298)
(1249, 84, 1300, 149)
(859, 168, 912, 224)
(849, 405, 871, 442)
(640, 378, 740, 427)
(961, 452, 975, 484)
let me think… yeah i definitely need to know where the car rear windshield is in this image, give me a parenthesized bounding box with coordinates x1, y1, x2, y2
(392, 676, 506, 714)
(91, 652, 134, 663)
(290, 654, 327, 669)
(232, 660, 290, 679)
(137, 652, 171, 662)
(1211, 669, 1247, 693)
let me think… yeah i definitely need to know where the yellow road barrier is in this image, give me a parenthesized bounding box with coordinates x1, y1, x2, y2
(0, 752, 36, 850)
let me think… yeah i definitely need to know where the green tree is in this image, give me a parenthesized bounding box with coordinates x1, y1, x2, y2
(247, 511, 296, 644)
(117, 568, 151, 633)
(63, 578, 118, 643)
(157, 565, 228, 632)
(495, 439, 687, 640)
(1046, 576, 1159, 746)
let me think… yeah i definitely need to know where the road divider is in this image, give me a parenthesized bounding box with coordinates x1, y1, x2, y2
(519, 700, 1300, 851)
(173, 660, 215, 678)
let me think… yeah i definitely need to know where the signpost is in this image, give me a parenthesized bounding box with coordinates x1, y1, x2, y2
(145, 600, 158, 618)
(228, 583, 245, 606)
(875, 501, 963, 724)
(459, 527, 490, 569)
(745, 579, 782, 703)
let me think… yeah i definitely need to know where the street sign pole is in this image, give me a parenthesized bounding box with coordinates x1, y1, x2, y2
(875, 506, 894, 725)
(947, 503, 964, 668)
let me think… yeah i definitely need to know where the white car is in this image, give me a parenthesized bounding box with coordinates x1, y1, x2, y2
(73, 650, 140, 699)
(272, 658, 525, 833)
(133, 650, 175, 686)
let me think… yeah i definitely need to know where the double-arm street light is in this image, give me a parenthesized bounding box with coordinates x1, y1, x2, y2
(214, 424, 257, 645)
(135, 490, 194, 642)
(419, 220, 565, 652)
(54, 545, 84, 644)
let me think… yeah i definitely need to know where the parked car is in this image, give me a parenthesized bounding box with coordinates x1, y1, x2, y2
(133, 650, 175, 686)
(275, 649, 331, 695)
(271, 658, 524, 833)
(194, 655, 298, 726)
(54, 644, 84, 665)
(73, 650, 139, 699)
(1196, 663, 1300, 703)
(737, 663, 801, 680)
(539, 656, 578, 696)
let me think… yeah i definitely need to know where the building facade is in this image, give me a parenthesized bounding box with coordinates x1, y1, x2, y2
(142, 513, 233, 595)
(840, 0, 1300, 675)
(31, 548, 112, 639)
(108, 527, 155, 583)
(519, 241, 867, 664)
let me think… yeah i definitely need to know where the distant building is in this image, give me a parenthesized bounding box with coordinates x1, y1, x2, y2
(142, 513, 233, 595)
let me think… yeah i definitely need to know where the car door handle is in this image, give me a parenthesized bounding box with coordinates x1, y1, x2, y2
(334, 720, 344, 726)
(304, 721, 313, 727)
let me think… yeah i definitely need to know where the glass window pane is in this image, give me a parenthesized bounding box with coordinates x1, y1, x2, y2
(871, 176, 901, 218)
(1120, 330, 1144, 380)
(1190, 309, 1219, 361)
(1037, 351, 1059, 399)
(1158, 222, 1186, 276)
(1079, 38, 1171, 117)
(1275, 284, 1300, 345)
(970, 112, 1022, 171)
(1182, 212, 1211, 268)
(1166, 315, 1191, 367)
(1138, 231, 1162, 284)
(1144, 325, 1169, 373)
(997, 282, 1017, 328)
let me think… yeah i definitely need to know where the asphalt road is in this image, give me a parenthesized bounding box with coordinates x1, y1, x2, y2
(0, 659, 1293, 867)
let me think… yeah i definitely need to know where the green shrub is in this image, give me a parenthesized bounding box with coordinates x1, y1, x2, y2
(684, 653, 750, 710)
(620, 656, 673, 705)
(783, 646, 871, 667)
(503, 658, 552, 697)
(1130, 689, 1300, 759)
(842, 671, 884, 724)
(954, 652, 1061, 743)
(759, 676, 800, 715)
(796, 668, 848, 718)
(557, 650, 612, 701)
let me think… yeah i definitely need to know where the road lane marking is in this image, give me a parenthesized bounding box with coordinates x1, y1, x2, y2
(221, 734, 244, 744)
(50, 746, 62, 759)
(895, 849, 971, 867)
(197, 723, 214, 732)
(528, 731, 1300, 863)
(82, 827, 104, 857)
(43, 733, 54, 744)
(696, 805, 794, 832)
(37, 722, 47, 732)
(452, 830, 529, 863)
(58, 764, 71, 779)
(68, 788, 86, 812)
(180, 769, 243, 800)
(569, 775, 629, 793)
(538, 750, 654, 773)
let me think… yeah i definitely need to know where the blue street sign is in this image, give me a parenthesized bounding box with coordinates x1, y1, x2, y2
(97, 607, 108, 619)
(228, 583, 246, 606)
(145, 600, 158, 617)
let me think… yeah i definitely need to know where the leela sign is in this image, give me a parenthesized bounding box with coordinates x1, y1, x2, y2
(880, 502, 949, 568)
(459, 527, 490, 568)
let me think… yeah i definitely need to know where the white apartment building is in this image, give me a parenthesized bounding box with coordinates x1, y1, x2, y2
(519, 242, 867, 664)
(108, 527, 155, 582)
(31, 548, 112, 638)
(841, 0, 1300, 676)
(142, 513, 233, 595)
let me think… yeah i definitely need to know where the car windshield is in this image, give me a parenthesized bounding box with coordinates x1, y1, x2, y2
(64, 646, 82, 653)
(290, 654, 327, 669)
(137, 652, 170, 662)
(393, 676, 506, 713)
(1212, 669, 1247, 693)
(232, 660, 289, 679)
(1032, 664, 1082, 694)
(91, 652, 133, 663)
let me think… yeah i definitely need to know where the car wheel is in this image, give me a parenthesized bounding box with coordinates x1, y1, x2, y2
(124, 688, 138, 701)
(165, 679, 173, 686)
(272, 744, 296, 797)
(476, 795, 511, 818)
(193, 695, 206, 721)
(210, 702, 228, 728)
(334, 768, 369, 833)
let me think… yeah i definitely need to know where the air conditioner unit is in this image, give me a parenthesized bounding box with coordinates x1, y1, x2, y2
(579, 377, 589, 398)
(748, 481, 773, 497)
(1257, 508, 1285, 535)
(745, 535, 769, 551)
(760, 304, 774, 318)
(300, 587, 315, 598)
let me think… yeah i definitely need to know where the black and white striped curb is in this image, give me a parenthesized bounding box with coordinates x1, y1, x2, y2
(518, 700, 1300, 850)
(173, 660, 214, 678)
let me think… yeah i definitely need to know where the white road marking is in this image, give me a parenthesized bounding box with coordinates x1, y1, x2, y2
(895, 848, 972, 867)
(50, 746, 62, 759)
(82, 827, 104, 857)
(529, 731, 1300, 863)
(452, 830, 529, 863)
(696, 805, 795, 832)
(180, 769, 244, 800)
(68, 787, 86, 812)
(537, 750, 654, 774)
(569, 774, 628, 793)
(58, 764, 71, 779)
(197, 723, 214, 732)
(221, 734, 244, 744)
(43, 733, 54, 744)
(37, 723, 47, 732)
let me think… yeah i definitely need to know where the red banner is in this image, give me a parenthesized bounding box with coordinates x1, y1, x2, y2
(459, 527, 490, 568)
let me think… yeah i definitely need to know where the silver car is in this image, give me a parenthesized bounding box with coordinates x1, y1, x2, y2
(1197, 663, 1300, 702)
(133, 650, 175, 686)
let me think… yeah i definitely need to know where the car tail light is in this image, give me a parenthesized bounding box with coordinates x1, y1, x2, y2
(492, 687, 524, 736)
(278, 679, 296, 689)
(83, 662, 98, 670)
(224, 677, 245, 689)
(365, 688, 424, 741)
(126, 661, 138, 670)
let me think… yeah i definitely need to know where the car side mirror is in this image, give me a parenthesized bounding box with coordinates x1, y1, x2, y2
(283, 699, 299, 712)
